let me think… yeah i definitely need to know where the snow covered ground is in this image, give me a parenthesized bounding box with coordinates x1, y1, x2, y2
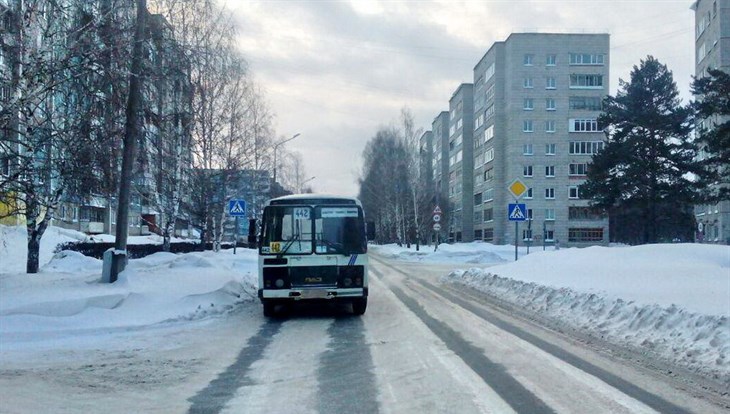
(371, 242, 730, 383)
(0, 226, 258, 355)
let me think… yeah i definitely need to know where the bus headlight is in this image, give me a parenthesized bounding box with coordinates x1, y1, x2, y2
(275, 279, 285, 288)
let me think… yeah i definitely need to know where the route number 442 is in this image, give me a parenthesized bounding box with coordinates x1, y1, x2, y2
(293, 208, 310, 220)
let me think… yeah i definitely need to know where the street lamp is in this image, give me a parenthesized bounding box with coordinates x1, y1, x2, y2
(299, 176, 315, 193)
(273, 133, 301, 185)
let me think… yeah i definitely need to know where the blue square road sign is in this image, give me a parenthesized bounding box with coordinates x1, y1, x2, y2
(228, 199, 247, 217)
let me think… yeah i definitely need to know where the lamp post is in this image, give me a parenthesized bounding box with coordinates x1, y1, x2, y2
(273, 133, 300, 185)
(299, 176, 315, 193)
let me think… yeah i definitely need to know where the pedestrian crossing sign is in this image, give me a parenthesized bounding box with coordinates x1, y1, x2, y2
(228, 199, 247, 217)
(508, 203, 527, 221)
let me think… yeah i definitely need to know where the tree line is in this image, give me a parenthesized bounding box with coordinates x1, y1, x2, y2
(0, 0, 308, 273)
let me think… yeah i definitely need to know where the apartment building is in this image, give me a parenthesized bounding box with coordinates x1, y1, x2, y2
(471, 33, 610, 246)
(431, 111, 450, 219)
(447, 84, 475, 242)
(693, 0, 730, 244)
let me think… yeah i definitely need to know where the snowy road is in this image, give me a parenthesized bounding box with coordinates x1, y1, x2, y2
(1, 253, 727, 413)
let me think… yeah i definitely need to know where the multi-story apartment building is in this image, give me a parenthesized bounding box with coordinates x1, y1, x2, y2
(447, 84, 474, 242)
(431, 112, 450, 205)
(471, 33, 610, 246)
(693, 0, 730, 244)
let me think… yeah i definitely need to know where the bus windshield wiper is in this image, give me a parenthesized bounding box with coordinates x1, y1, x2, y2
(278, 232, 301, 257)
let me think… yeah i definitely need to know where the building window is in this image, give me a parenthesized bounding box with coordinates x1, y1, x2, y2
(474, 193, 482, 205)
(449, 124, 455, 136)
(523, 77, 533, 88)
(546, 143, 556, 155)
(483, 208, 493, 222)
(569, 207, 603, 220)
(569, 141, 604, 155)
(484, 188, 494, 202)
(545, 165, 555, 177)
(0, 155, 8, 176)
(568, 228, 604, 242)
(474, 229, 483, 240)
(569, 53, 605, 65)
(484, 167, 494, 182)
(485, 125, 494, 142)
(569, 119, 600, 132)
(485, 148, 495, 163)
(546, 77, 556, 89)
(545, 230, 555, 241)
(546, 98, 556, 111)
(546, 54, 556, 66)
(474, 211, 482, 223)
(523, 120, 534, 132)
(484, 228, 494, 242)
(523, 98, 534, 110)
(485, 84, 495, 102)
(523, 143, 533, 155)
(524, 54, 534, 66)
(523, 229, 533, 241)
(570, 74, 604, 89)
(569, 163, 588, 176)
(569, 186, 581, 199)
(545, 188, 555, 199)
(485, 104, 495, 120)
(545, 208, 555, 221)
(485, 62, 496, 82)
(523, 165, 533, 177)
(526, 208, 534, 221)
(569, 96, 602, 110)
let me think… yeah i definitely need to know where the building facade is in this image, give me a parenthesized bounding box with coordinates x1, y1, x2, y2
(693, 0, 730, 244)
(473, 33, 610, 246)
(447, 84, 474, 242)
(423, 33, 611, 247)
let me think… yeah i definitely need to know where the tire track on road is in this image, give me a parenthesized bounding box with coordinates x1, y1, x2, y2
(317, 316, 380, 414)
(370, 266, 555, 414)
(187, 320, 283, 414)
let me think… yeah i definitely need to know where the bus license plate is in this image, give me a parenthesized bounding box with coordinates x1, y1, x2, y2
(300, 289, 329, 299)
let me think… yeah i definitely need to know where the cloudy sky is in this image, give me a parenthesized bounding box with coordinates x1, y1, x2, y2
(226, 0, 696, 196)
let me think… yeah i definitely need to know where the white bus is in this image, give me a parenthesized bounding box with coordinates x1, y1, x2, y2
(256, 194, 372, 317)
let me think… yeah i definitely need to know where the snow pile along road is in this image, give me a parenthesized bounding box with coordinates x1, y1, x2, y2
(441, 244, 730, 384)
(370, 241, 521, 264)
(0, 241, 259, 349)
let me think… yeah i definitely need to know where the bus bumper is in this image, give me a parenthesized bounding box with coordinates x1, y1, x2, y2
(258, 287, 368, 301)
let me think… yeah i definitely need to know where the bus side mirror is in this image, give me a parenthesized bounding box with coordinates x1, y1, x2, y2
(247, 218, 258, 247)
(366, 221, 376, 241)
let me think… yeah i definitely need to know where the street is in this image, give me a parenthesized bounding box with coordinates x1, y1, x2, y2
(0, 252, 727, 414)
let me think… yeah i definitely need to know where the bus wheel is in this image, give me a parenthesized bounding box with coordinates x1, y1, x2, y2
(352, 298, 367, 315)
(263, 301, 276, 317)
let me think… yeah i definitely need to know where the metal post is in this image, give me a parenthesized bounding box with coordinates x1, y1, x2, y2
(234, 216, 238, 255)
(515, 221, 518, 261)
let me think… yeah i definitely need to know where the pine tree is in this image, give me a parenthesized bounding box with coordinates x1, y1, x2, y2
(580, 56, 702, 244)
(692, 68, 730, 201)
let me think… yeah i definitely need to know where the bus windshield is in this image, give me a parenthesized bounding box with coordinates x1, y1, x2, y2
(260, 205, 366, 255)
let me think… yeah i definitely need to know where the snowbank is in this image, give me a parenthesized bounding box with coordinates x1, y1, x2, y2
(438, 243, 730, 382)
(0, 225, 83, 273)
(370, 241, 524, 264)
(0, 248, 258, 348)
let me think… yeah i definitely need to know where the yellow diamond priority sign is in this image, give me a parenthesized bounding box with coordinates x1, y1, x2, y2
(508, 179, 528, 199)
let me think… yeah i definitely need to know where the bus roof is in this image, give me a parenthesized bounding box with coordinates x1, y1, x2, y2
(266, 194, 362, 207)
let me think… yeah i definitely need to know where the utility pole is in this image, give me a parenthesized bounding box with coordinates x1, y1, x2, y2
(105, 0, 147, 283)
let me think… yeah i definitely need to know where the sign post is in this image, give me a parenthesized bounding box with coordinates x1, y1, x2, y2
(433, 205, 442, 251)
(228, 199, 247, 254)
(508, 179, 528, 261)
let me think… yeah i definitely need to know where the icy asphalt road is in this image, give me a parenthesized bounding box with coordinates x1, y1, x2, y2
(1, 253, 728, 413)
